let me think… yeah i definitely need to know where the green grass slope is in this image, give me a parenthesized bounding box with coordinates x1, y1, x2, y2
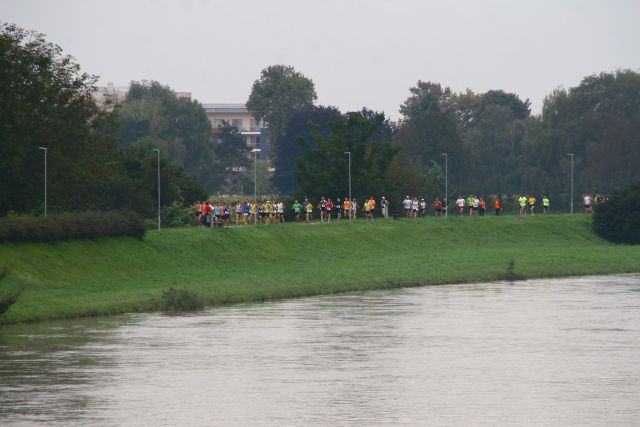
(1, 215, 639, 324)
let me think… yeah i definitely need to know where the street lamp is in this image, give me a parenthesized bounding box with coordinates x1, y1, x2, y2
(251, 148, 262, 224)
(38, 147, 47, 217)
(152, 149, 161, 230)
(441, 152, 448, 217)
(344, 151, 351, 220)
(568, 153, 574, 214)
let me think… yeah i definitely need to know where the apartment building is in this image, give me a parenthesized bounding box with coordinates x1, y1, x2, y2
(203, 103, 270, 161)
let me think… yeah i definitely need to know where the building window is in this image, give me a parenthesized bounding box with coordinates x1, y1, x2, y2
(213, 119, 225, 128)
(255, 136, 261, 149)
(232, 119, 243, 130)
(250, 119, 260, 131)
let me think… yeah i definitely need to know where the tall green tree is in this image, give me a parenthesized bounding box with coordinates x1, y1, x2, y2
(246, 65, 317, 156)
(296, 111, 398, 200)
(117, 81, 217, 191)
(0, 23, 124, 215)
(274, 105, 345, 194)
(395, 81, 466, 191)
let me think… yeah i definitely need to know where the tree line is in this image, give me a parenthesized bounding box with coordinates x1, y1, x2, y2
(2, 22, 639, 219)
(256, 66, 640, 209)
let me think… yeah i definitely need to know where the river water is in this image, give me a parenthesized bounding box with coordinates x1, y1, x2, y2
(1, 274, 640, 426)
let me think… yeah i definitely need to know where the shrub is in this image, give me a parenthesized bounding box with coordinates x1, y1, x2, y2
(163, 201, 196, 228)
(593, 182, 640, 244)
(0, 263, 24, 317)
(0, 210, 146, 243)
(161, 287, 205, 314)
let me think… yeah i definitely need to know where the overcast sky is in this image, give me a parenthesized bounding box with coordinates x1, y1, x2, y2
(4, 0, 639, 119)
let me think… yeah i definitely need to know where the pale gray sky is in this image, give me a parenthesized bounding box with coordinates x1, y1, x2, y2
(4, 0, 639, 119)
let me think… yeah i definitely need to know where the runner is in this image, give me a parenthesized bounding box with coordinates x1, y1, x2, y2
(419, 198, 427, 217)
(243, 201, 251, 223)
(306, 200, 313, 222)
(467, 195, 474, 216)
(235, 201, 243, 224)
(584, 194, 592, 213)
(479, 198, 486, 216)
(343, 198, 351, 220)
(411, 197, 419, 218)
(380, 196, 389, 219)
(434, 198, 442, 216)
(528, 195, 536, 215)
(518, 195, 527, 216)
(363, 199, 372, 220)
(277, 200, 285, 223)
(456, 196, 465, 215)
(223, 205, 230, 225)
(351, 198, 358, 219)
(471, 196, 479, 217)
(335, 198, 342, 220)
(403, 196, 412, 217)
(326, 198, 333, 223)
(195, 201, 203, 227)
(318, 197, 327, 222)
(542, 196, 550, 214)
(494, 197, 502, 216)
(368, 196, 376, 219)
(292, 199, 301, 222)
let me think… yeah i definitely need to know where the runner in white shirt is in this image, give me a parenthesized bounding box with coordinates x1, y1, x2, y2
(411, 198, 419, 218)
(277, 201, 285, 223)
(403, 196, 412, 217)
(584, 195, 592, 214)
(456, 196, 465, 215)
(419, 199, 427, 217)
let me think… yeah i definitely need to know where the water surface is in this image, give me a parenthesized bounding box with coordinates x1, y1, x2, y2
(2, 274, 640, 425)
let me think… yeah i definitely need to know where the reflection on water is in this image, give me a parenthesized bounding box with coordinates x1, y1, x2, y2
(1, 274, 640, 425)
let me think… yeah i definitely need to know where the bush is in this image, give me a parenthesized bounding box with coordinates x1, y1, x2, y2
(162, 201, 196, 228)
(161, 287, 205, 313)
(0, 210, 146, 243)
(593, 182, 640, 244)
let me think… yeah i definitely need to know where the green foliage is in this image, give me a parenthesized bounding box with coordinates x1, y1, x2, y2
(117, 80, 217, 191)
(246, 64, 317, 151)
(0, 210, 145, 243)
(0, 23, 123, 216)
(162, 201, 196, 228)
(274, 105, 345, 193)
(593, 182, 640, 244)
(296, 111, 399, 201)
(161, 287, 205, 314)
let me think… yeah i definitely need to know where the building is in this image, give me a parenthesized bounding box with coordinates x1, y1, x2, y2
(203, 103, 270, 161)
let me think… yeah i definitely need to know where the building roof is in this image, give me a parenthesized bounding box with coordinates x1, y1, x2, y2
(202, 103, 249, 114)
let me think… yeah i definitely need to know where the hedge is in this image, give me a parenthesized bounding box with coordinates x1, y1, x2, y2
(0, 210, 146, 243)
(593, 182, 640, 244)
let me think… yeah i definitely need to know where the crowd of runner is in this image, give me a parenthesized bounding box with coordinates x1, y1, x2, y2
(194, 194, 603, 227)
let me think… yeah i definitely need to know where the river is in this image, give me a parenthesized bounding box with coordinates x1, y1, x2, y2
(1, 274, 640, 426)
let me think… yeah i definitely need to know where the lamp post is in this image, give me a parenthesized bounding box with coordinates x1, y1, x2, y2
(441, 152, 448, 217)
(251, 148, 262, 224)
(344, 151, 351, 220)
(568, 153, 574, 214)
(38, 147, 47, 217)
(152, 149, 161, 231)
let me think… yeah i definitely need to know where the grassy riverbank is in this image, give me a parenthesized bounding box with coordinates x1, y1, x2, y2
(1, 214, 639, 324)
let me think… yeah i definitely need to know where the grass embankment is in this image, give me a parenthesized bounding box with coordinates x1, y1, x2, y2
(1, 214, 639, 324)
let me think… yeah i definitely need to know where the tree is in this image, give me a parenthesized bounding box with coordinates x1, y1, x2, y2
(0, 24, 206, 217)
(395, 83, 466, 191)
(211, 123, 250, 194)
(274, 105, 345, 193)
(117, 81, 216, 191)
(246, 65, 317, 155)
(0, 23, 124, 215)
(593, 182, 640, 244)
(295, 111, 398, 200)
